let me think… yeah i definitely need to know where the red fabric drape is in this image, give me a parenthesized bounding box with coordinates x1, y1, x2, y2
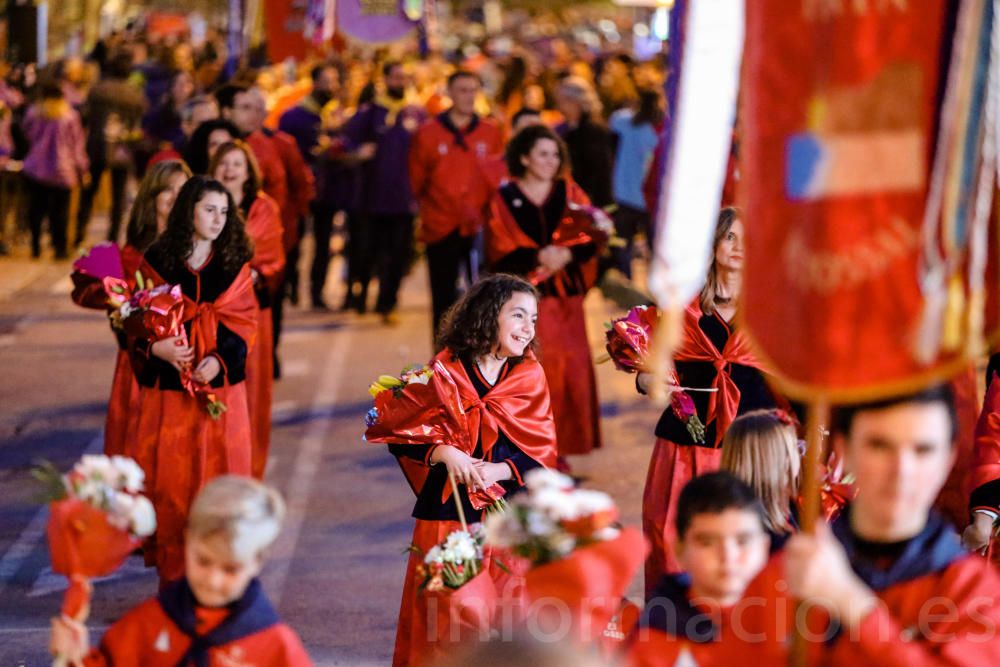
(674, 304, 769, 446)
(244, 193, 285, 479)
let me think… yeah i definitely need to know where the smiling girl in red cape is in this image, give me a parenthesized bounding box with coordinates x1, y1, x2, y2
(368, 274, 557, 667)
(128, 176, 258, 585)
(211, 140, 285, 480)
(71, 160, 191, 458)
(485, 124, 603, 464)
(636, 208, 784, 595)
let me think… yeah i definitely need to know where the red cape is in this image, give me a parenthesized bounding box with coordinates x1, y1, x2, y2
(367, 349, 557, 500)
(245, 192, 286, 295)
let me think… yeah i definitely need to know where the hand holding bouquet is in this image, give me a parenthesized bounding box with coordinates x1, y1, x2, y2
(365, 364, 508, 512)
(35, 455, 156, 630)
(105, 273, 226, 418)
(603, 306, 707, 443)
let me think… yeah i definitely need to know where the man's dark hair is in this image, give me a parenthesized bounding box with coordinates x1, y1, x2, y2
(510, 107, 541, 128)
(504, 124, 568, 179)
(832, 384, 957, 444)
(675, 472, 766, 540)
(214, 83, 251, 111)
(310, 63, 335, 82)
(382, 60, 403, 78)
(447, 70, 480, 88)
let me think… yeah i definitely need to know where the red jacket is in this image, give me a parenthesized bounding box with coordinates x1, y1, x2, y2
(409, 113, 504, 245)
(247, 131, 288, 214)
(729, 518, 1000, 666)
(266, 129, 315, 251)
(83, 596, 312, 666)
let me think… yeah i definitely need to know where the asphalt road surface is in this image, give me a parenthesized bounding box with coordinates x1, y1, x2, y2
(0, 252, 660, 666)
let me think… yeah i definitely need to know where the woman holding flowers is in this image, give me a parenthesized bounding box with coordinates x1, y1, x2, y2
(71, 159, 191, 458)
(484, 124, 603, 465)
(210, 140, 285, 480)
(128, 175, 258, 585)
(637, 207, 781, 594)
(367, 273, 557, 667)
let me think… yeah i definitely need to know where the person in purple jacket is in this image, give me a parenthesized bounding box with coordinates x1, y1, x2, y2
(340, 61, 426, 324)
(21, 78, 89, 259)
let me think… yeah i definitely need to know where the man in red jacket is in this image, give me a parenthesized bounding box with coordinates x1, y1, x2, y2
(408, 71, 504, 335)
(729, 385, 1000, 665)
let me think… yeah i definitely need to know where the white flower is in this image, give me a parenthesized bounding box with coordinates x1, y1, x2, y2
(109, 456, 145, 492)
(532, 487, 579, 521)
(119, 302, 134, 318)
(424, 545, 444, 565)
(105, 490, 135, 531)
(592, 526, 621, 542)
(570, 489, 615, 516)
(70, 476, 107, 506)
(525, 510, 558, 537)
(443, 531, 477, 561)
(74, 455, 116, 484)
(549, 532, 578, 557)
(524, 468, 574, 493)
(129, 495, 156, 537)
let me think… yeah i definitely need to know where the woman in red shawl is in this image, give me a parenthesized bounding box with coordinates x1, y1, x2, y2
(128, 176, 258, 584)
(211, 140, 285, 480)
(637, 208, 780, 595)
(484, 124, 602, 464)
(71, 159, 191, 457)
(373, 274, 557, 667)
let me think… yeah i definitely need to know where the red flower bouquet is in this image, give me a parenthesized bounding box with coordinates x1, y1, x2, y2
(484, 469, 646, 648)
(36, 455, 156, 623)
(604, 306, 707, 443)
(365, 363, 508, 512)
(105, 273, 226, 418)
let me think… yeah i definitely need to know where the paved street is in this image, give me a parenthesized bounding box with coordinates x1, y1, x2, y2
(0, 247, 660, 665)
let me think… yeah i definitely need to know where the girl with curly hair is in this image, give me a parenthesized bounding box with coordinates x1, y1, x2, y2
(372, 273, 558, 667)
(128, 175, 258, 584)
(484, 124, 603, 464)
(71, 159, 191, 459)
(211, 140, 284, 480)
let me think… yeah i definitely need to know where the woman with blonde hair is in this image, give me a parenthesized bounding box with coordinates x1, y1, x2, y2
(636, 207, 784, 595)
(71, 159, 191, 458)
(722, 409, 801, 548)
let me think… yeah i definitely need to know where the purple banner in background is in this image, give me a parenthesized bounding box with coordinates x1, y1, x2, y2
(338, 0, 418, 44)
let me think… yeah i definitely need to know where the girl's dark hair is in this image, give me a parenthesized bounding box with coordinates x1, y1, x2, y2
(126, 159, 192, 251)
(436, 274, 539, 360)
(151, 176, 252, 275)
(183, 118, 241, 175)
(633, 87, 665, 127)
(504, 124, 569, 179)
(207, 140, 262, 204)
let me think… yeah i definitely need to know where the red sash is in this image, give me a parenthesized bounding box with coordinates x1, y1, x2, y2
(244, 192, 286, 295)
(139, 259, 259, 368)
(674, 304, 768, 446)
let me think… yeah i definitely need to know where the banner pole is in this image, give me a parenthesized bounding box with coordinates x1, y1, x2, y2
(790, 398, 830, 666)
